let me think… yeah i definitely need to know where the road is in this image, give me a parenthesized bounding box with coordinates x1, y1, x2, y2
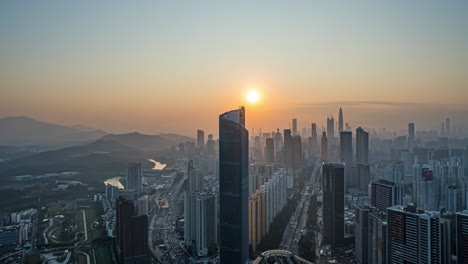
(280, 159, 321, 253)
(149, 173, 190, 263)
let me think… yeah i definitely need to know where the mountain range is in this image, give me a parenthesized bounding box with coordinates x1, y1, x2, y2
(0, 116, 194, 177)
(0, 116, 107, 146)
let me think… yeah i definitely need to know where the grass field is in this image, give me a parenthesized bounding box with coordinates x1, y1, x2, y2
(38, 199, 106, 246)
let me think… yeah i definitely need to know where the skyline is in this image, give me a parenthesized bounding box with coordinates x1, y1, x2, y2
(1, 1, 468, 135)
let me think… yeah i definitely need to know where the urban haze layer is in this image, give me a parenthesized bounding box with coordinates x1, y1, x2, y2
(1, 108, 467, 263)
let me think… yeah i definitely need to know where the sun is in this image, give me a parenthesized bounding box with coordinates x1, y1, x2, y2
(246, 90, 260, 103)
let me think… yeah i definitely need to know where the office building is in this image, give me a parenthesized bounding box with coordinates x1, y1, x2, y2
(407, 123, 415, 151)
(311, 123, 318, 146)
(340, 131, 352, 188)
(321, 132, 328, 162)
(446, 117, 450, 137)
(322, 163, 345, 250)
(116, 197, 149, 264)
(219, 107, 249, 264)
(207, 138, 216, 157)
(356, 127, 369, 165)
(265, 138, 275, 163)
(352, 163, 370, 191)
(338, 107, 344, 133)
(292, 118, 297, 135)
(284, 129, 293, 169)
(126, 163, 142, 195)
(197, 129, 205, 148)
(327, 116, 335, 139)
(291, 135, 302, 169)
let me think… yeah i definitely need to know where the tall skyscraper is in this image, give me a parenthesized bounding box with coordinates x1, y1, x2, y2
(356, 127, 369, 164)
(311, 123, 318, 146)
(340, 131, 352, 189)
(387, 205, 441, 263)
(197, 129, 205, 147)
(219, 107, 249, 264)
(321, 132, 328, 162)
(327, 116, 335, 139)
(273, 129, 282, 153)
(340, 131, 352, 163)
(446, 117, 450, 137)
(441, 122, 445, 137)
(292, 118, 298, 135)
(265, 138, 275, 163)
(206, 138, 216, 157)
(283, 129, 293, 168)
(338, 107, 344, 133)
(126, 163, 142, 195)
(291, 135, 302, 169)
(349, 163, 371, 191)
(116, 196, 149, 264)
(407, 123, 415, 151)
(370, 180, 403, 211)
(322, 163, 345, 251)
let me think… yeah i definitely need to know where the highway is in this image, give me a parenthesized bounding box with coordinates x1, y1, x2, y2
(149, 172, 190, 263)
(280, 159, 321, 253)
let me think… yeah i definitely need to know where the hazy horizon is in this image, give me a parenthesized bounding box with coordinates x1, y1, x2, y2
(1, 1, 468, 136)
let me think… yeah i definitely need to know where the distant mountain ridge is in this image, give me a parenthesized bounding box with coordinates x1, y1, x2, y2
(0, 139, 145, 177)
(0, 116, 194, 150)
(0, 116, 107, 147)
(101, 132, 193, 151)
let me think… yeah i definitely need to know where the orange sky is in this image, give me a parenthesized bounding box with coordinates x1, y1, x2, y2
(1, 1, 468, 136)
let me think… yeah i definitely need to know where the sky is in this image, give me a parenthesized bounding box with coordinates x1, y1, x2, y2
(1, 1, 468, 137)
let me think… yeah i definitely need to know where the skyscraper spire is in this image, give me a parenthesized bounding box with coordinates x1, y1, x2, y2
(339, 107, 344, 132)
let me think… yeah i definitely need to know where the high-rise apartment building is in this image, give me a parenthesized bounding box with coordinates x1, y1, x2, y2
(184, 192, 218, 257)
(248, 190, 266, 251)
(387, 205, 441, 263)
(457, 212, 468, 264)
(370, 180, 404, 211)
